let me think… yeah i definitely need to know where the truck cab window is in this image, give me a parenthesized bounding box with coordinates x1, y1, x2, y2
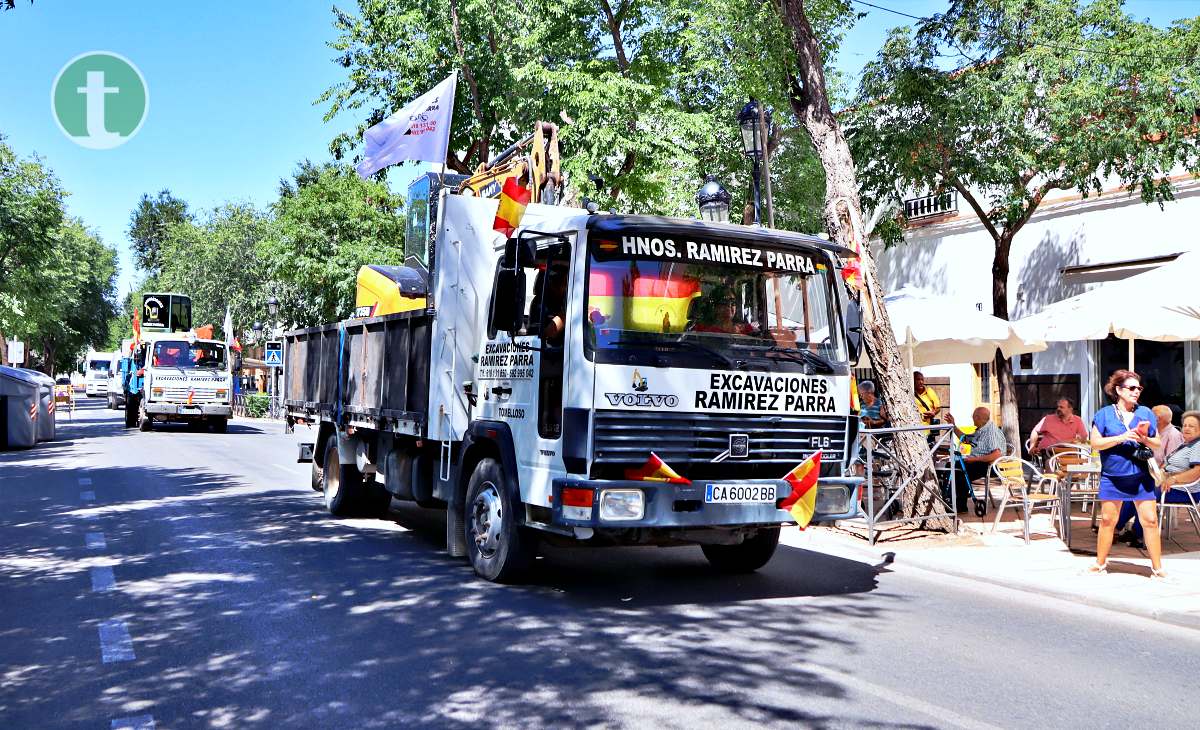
(534, 245, 570, 438)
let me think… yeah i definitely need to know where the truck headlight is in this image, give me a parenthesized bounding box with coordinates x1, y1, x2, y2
(599, 489, 645, 521)
(216, 388, 227, 399)
(815, 485, 852, 515)
(151, 387, 163, 397)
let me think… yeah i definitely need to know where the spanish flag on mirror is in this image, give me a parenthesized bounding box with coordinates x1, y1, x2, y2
(781, 451, 821, 529)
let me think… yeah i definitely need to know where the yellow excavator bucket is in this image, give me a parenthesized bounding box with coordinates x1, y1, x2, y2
(354, 265, 427, 317)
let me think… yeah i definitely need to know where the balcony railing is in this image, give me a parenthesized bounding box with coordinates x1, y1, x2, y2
(904, 191, 958, 220)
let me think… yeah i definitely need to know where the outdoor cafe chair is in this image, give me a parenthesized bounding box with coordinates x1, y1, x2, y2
(1047, 448, 1100, 529)
(1158, 476, 1200, 541)
(989, 456, 1061, 544)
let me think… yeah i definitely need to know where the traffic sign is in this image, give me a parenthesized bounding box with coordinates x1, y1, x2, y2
(264, 341, 283, 368)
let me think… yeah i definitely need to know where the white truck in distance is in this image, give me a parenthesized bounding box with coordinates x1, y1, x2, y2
(84, 351, 115, 397)
(285, 176, 865, 583)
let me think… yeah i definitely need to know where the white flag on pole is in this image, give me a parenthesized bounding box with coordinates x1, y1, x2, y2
(223, 307, 234, 346)
(355, 72, 458, 179)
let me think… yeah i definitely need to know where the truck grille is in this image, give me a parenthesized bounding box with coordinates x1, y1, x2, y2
(592, 410, 848, 481)
(157, 386, 220, 403)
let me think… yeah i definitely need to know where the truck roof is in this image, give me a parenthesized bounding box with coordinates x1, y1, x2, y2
(585, 215, 855, 258)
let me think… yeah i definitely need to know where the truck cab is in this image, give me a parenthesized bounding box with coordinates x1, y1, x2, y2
(128, 334, 233, 432)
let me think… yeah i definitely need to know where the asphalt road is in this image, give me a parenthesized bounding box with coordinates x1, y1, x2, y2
(2, 399, 1198, 729)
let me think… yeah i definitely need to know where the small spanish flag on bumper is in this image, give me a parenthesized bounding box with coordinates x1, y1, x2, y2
(493, 176, 532, 237)
(624, 452, 690, 484)
(780, 451, 821, 529)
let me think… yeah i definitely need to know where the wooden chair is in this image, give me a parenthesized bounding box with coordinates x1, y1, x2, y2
(989, 456, 1060, 544)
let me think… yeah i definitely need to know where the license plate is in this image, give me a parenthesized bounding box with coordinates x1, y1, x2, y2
(705, 483, 776, 504)
(178, 406, 201, 415)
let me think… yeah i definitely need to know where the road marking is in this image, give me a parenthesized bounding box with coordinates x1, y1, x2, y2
(796, 662, 1004, 730)
(98, 619, 135, 663)
(79, 477, 92, 486)
(275, 463, 304, 475)
(80, 491, 96, 502)
(111, 715, 155, 730)
(86, 532, 107, 550)
(91, 566, 117, 592)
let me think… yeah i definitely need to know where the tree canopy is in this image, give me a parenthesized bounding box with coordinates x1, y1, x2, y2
(127, 189, 191, 276)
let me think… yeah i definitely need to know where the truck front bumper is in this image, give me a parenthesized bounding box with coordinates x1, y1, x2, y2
(144, 402, 232, 417)
(550, 476, 863, 529)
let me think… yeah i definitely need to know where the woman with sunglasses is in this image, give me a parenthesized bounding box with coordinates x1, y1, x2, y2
(1088, 369, 1165, 578)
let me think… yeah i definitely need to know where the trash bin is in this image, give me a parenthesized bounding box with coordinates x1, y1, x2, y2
(20, 369, 56, 442)
(0, 366, 40, 450)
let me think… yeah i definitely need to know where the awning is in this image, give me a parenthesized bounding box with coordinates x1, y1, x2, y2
(1060, 252, 1182, 286)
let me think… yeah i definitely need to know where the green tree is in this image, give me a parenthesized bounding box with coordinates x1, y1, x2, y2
(259, 162, 406, 326)
(319, 0, 829, 222)
(848, 0, 1200, 445)
(156, 203, 274, 340)
(128, 189, 191, 276)
(0, 137, 66, 365)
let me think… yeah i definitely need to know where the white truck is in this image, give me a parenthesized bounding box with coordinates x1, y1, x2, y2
(123, 293, 236, 432)
(84, 351, 115, 397)
(106, 341, 133, 409)
(285, 176, 864, 582)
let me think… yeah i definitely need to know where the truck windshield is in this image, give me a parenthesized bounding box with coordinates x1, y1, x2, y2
(152, 341, 227, 369)
(87, 360, 111, 373)
(585, 233, 846, 370)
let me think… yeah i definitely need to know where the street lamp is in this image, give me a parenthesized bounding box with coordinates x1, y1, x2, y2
(267, 296, 279, 318)
(252, 321, 263, 341)
(696, 175, 731, 223)
(737, 99, 774, 226)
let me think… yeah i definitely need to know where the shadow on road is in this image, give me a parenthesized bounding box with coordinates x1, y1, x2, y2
(0, 432, 907, 728)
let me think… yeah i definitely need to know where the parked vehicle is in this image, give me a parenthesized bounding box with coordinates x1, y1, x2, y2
(285, 172, 864, 582)
(84, 351, 115, 397)
(106, 341, 133, 409)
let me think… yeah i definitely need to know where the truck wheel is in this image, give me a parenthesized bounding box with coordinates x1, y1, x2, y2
(311, 459, 324, 492)
(107, 393, 115, 410)
(701, 527, 781, 574)
(211, 416, 228, 433)
(123, 396, 137, 428)
(464, 458, 537, 583)
(138, 402, 152, 432)
(320, 437, 388, 516)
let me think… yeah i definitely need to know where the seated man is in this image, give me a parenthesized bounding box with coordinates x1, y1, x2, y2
(1028, 397, 1088, 453)
(945, 407, 1007, 512)
(693, 292, 753, 335)
(857, 379, 888, 429)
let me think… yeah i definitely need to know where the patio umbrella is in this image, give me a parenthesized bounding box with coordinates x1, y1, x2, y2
(1012, 251, 1200, 366)
(878, 287, 1047, 368)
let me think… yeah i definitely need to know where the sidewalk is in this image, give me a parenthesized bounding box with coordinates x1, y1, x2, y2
(785, 508, 1200, 630)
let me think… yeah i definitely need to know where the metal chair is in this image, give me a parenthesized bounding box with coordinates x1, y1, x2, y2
(1047, 448, 1099, 530)
(1159, 477, 1200, 541)
(989, 456, 1061, 544)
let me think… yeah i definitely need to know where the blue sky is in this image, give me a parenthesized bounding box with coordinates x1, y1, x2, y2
(0, 1, 1190, 297)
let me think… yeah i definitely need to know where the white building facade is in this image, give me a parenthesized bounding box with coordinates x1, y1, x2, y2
(869, 175, 1200, 443)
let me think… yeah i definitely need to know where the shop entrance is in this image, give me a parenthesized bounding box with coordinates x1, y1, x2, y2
(1098, 335, 1186, 414)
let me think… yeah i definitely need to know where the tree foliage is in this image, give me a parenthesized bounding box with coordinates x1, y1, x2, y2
(259, 161, 407, 327)
(319, 0, 837, 225)
(128, 189, 191, 276)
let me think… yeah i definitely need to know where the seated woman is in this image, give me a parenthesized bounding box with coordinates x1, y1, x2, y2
(693, 292, 753, 335)
(1161, 410, 1200, 501)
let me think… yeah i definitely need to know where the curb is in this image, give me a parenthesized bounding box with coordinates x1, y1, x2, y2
(789, 529, 1200, 631)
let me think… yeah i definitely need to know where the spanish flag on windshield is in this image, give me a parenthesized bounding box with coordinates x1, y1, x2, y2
(625, 452, 690, 484)
(781, 451, 821, 529)
(493, 176, 532, 237)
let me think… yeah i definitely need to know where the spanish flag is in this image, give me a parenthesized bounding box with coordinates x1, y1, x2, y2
(130, 310, 142, 353)
(850, 373, 861, 412)
(493, 176, 532, 237)
(780, 451, 821, 529)
(841, 257, 864, 291)
(624, 452, 690, 484)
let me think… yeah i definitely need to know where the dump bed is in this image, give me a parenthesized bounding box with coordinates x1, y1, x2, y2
(283, 309, 433, 436)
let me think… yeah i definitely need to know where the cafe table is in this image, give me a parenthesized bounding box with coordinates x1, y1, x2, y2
(1060, 462, 1100, 550)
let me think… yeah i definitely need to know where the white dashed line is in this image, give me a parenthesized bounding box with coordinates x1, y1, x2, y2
(98, 619, 136, 663)
(91, 566, 117, 592)
(86, 532, 107, 550)
(79, 477, 92, 486)
(111, 714, 155, 730)
(80, 491, 96, 502)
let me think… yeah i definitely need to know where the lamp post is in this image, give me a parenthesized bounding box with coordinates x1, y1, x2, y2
(737, 99, 774, 227)
(696, 175, 731, 223)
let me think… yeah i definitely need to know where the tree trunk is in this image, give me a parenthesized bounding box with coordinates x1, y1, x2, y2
(780, 0, 952, 530)
(992, 234, 1021, 450)
(0, 328, 7, 366)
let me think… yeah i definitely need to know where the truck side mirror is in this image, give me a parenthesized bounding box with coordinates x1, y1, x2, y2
(489, 267, 527, 337)
(503, 236, 537, 269)
(846, 299, 864, 364)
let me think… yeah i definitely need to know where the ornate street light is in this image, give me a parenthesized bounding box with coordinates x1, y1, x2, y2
(737, 99, 774, 226)
(267, 296, 279, 318)
(696, 175, 731, 223)
(252, 321, 263, 341)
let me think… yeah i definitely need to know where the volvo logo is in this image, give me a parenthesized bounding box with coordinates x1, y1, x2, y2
(712, 433, 750, 462)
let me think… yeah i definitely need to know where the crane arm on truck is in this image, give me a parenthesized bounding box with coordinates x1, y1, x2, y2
(457, 121, 561, 205)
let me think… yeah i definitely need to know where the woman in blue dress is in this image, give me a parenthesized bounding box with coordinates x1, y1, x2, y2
(1088, 369, 1165, 577)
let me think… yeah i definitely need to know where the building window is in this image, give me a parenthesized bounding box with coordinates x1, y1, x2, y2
(904, 191, 958, 220)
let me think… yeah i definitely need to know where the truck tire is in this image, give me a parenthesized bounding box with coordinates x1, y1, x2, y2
(321, 437, 389, 517)
(107, 393, 115, 410)
(138, 401, 152, 432)
(701, 527, 781, 574)
(123, 396, 137, 428)
(464, 458, 537, 583)
(311, 460, 324, 491)
(211, 416, 228, 433)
